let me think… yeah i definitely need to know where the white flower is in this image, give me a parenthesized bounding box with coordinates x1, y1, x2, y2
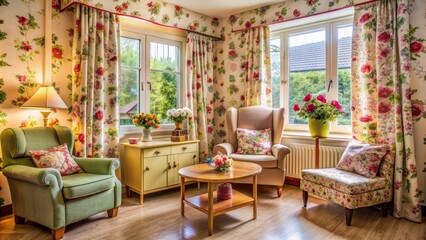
(173, 111, 180, 118)
(177, 109, 184, 116)
(166, 110, 172, 116)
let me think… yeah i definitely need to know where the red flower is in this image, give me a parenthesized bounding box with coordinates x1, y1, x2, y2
(411, 104, 424, 118)
(306, 103, 316, 112)
(189, 25, 196, 31)
(378, 87, 393, 98)
(147, 1, 153, 7)
(360, 63, 371, 74)
(316, 94, 326, 103)
(52, 47, 62, 59)
(96, 23, 104, 31)
(18, 16, 28, 26)
(207, 126, 213, 133)
(95, 110, 103, 120)
(196, 82, 201, 89)
(228, 49, 237, 56)
(308, 0, 315, 6)
(175, 5, 181, 11)
(378, 102, 391, 114)
(360, 115, 373, 123)
(359, 12, 372, 24)
(245, 21, 251, 28)
(206, 106, 213, 114)
(207, 77, 213, 83)
(96, 67, 104, 76)
(241, 61, 248, 70)
(410, 41, 423, 54)
(74, 64, 81, 73)
(253, 72, 259, 79)
(293, 9, 301, 17)
(276, 15, 283, 21)
(303, 93, 312, 102)
(18, 75, 26, 83)
(380, 48, 390, 58)
(115, 5, 123, 12)
(331, 100, 342, 110)
(196, 73, 201, 79)
(20, 41, 32, 52)
(186, 59, 192, 67)
(377, 31, 391, 42)
(78, 133, 85, 144)
(240, 95, 245, 101)
(122, 2, 129, 9)
(293, 104, 300, 112)
(394, 181, 401, 190)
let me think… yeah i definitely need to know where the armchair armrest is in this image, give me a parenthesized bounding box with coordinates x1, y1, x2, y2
(74, 157, 120, 175)
(272, 144, 291, 170)
(213, 143, 235, 156)
(3, 165, 62, 188)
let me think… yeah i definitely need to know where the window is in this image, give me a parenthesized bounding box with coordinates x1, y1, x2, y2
(271, 18, 352, 133)
(119, 32, 183, 127)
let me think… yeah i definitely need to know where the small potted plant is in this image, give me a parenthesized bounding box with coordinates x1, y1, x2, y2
(293, 93, 344, 137)
(205, 153, 233, 172)
(132, 113, 160, 142)
(166, 107, 193, 130)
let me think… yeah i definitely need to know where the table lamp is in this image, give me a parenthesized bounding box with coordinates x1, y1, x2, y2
(21, 85, 67, 126)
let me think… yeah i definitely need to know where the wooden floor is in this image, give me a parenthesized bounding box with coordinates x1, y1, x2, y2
(0, 184, 425, 240)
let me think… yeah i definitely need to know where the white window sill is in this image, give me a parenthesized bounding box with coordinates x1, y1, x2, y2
(282, 130, 352, 147)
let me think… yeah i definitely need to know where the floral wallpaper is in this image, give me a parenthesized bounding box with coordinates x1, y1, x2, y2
(60, 0, 221, 38)
(0, 0, 73, 205)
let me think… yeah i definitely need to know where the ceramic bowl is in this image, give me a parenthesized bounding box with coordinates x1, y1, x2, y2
(128, 138, 139, 144)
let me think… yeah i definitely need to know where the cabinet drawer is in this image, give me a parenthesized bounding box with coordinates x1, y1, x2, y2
(171, 143, 197, 154)
(144, 146, 171, 158)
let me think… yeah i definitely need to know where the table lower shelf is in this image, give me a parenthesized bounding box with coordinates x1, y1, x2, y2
(184, 189, 254, 216)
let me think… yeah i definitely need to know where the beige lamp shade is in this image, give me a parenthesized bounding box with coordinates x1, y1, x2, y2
(22, 85, 67, 109)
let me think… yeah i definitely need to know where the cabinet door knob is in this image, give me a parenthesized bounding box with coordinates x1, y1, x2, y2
(145, 166, 150, 171)
(181, 146, 187, 151)
(173, 161, 177, 168)
(154, 150, 160, 155)
(193, 154, 196, 159)
(168, 162, 172, 169)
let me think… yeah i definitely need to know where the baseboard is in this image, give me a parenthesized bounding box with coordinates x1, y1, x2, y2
(0, 204, 12, 218)
(285, 177, 300, 187)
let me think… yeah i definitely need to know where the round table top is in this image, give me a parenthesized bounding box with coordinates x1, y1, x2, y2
(178, 161, 262, 183)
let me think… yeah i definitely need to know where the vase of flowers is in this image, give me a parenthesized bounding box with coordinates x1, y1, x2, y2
(205, 153, 233, 172)
(293, 93, 344, 138)
(132, 113, 160, 142)
(167, 107, 193, 141)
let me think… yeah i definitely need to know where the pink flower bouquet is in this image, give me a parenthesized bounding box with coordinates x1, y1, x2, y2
(206, 153, 233, 172)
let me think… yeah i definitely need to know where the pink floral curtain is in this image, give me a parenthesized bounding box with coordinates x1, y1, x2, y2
(244, 26, 272, 106)
(185, 33, 215, 158)
(71, 5, 120, 158)
(351, 0, 421, 222)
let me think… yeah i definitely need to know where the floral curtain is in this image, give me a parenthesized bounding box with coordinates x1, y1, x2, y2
(351, 0, 421, 222)
(243, 26, 272, 106)
(185, 33, 214, 159)
(71, 5, 120, 158)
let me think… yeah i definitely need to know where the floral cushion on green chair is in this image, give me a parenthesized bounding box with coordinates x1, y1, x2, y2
(336, 140, 388, 178)
(236, 128, 272, 155)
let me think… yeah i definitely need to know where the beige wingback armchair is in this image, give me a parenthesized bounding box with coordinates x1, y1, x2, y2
(213, 106, 290, 197)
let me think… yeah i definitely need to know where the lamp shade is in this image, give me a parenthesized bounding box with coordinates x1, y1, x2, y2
(22, 85, 67, 109)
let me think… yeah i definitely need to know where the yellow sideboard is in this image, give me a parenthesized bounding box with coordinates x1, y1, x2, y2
(121, 140, 200, 204)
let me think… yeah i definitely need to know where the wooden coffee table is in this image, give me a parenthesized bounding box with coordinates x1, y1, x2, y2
(178, 161, 262, 236)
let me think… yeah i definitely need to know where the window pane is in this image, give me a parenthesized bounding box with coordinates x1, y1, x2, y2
(270, 38, 281, 109)
(120, 37, 140, 67)
(288, 30, 326, 124)
(337, 26, 352, 126)
(150, 42, 179, 72)
(119, 68, 139, 125)
(149, 71, 178, 123)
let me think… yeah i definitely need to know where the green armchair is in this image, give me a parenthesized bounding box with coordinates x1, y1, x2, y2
(1, 126, 121, 240)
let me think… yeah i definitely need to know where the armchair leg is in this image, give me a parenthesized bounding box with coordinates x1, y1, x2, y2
(345, 208, 353, 226)
(277, 186, 283, 198)
(14, 215, 25, 224)
(51, 227, 65, 240)
(381, 202, 388, 218)
(107, 207, 119, 218)
(302, 190, 308, 207)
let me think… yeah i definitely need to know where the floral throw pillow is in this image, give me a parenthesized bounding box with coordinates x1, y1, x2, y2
(336, 140, 388, 178)
(236, 128, 272, 155)
(29, 144, 83, 176)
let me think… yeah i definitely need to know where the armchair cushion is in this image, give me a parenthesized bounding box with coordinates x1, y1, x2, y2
(230, 153, 276, 168)
(62, 173, 115, 199)
(29, 143, 83, 176)
(236, 128, 272, 155)
(336, 140, 388, 178)
(302, 168, 387, 194)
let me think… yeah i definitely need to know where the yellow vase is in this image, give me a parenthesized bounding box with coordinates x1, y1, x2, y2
(308, 119, 330, 138)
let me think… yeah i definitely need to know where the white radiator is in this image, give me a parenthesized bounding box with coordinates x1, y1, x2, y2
(285, 143, 345, 178)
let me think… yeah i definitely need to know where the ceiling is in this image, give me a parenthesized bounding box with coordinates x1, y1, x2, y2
(161, 0, 283, 18)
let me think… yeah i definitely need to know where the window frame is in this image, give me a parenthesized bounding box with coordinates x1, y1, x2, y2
(119, 29, 185, 134)
(271, 16, 353, 134)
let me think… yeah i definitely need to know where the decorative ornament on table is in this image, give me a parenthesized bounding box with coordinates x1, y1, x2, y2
(293, 93, 344, 138)
(166, 107, 193, 142)
(205, 152, 233, 172)
(132, 113, 160, 142)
